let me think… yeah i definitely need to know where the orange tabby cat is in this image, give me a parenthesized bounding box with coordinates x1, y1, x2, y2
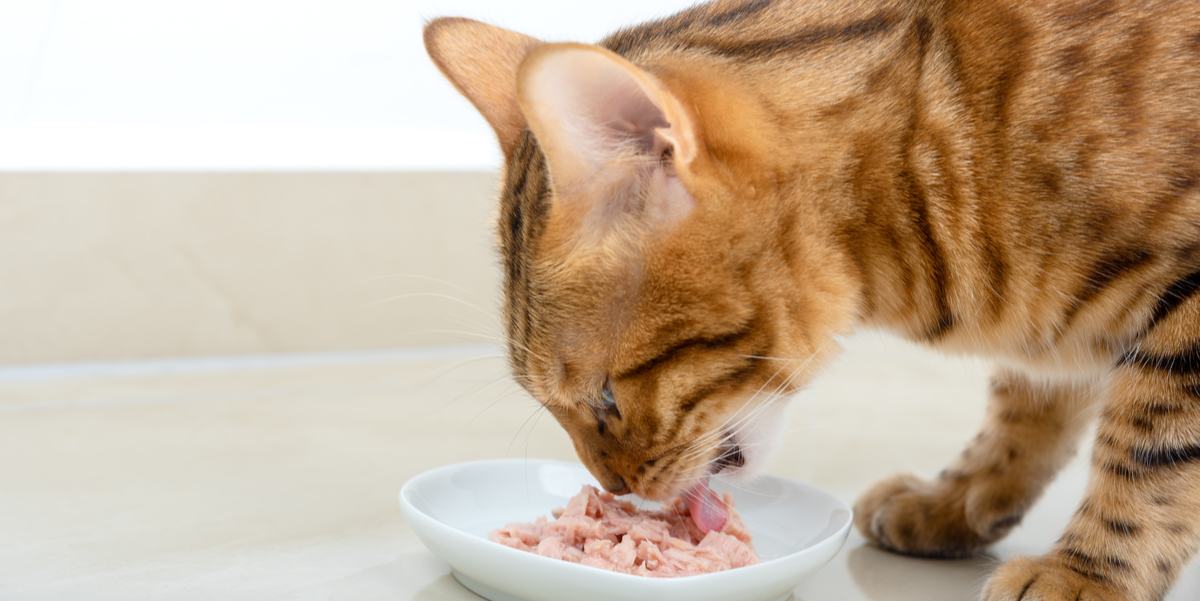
(424, 0, 1200, 598)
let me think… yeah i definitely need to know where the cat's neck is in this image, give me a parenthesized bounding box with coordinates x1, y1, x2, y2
(660, 9, 974, 346)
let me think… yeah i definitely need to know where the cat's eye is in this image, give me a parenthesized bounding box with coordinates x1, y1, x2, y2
(600, 380, 620, 418)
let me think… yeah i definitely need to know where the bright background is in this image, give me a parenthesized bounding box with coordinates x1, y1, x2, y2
(3, 3, 1198, 601)
(0, 0, 694, 170)
(0, 0, 698, 366)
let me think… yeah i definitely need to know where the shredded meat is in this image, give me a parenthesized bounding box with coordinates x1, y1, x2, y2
(490, 485, 757, 577)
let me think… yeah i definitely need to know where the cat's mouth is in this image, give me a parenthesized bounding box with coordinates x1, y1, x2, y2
(678, 435, 745, 533)
(709, 434, 746, 475)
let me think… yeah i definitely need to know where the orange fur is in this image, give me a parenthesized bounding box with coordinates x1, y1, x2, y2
(426, 1, 1200, 598)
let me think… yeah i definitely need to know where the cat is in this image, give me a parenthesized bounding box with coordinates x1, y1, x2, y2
(423, 0, 1200, 599)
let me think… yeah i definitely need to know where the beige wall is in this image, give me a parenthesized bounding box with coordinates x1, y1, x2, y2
(0, 172, 505, 365)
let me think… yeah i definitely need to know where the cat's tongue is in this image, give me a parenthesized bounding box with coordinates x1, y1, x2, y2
(684, 479, 728, 533)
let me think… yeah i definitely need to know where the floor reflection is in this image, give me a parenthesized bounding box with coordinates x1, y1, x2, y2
(796, 537, 997, 601)
(411, 573, 483, 601)
(845, 543, 997, 601)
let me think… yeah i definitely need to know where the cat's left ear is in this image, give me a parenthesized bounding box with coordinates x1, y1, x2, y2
(516, 44, 701, 193)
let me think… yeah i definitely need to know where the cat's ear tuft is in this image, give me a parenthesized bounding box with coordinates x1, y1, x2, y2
(423, 18, 540, 155)
(516, 44, 700, 193)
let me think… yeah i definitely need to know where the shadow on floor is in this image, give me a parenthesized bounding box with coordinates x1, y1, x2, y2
(845, 544, 997, 601)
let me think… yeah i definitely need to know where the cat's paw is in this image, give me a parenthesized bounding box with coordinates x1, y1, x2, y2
(854, 472, 1025, 558)
(982, 556, 1126, 601)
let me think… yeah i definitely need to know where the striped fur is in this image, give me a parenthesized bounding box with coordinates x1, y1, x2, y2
(426, 0, 1200, 598)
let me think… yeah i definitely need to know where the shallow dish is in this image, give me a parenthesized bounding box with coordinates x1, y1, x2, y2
(399, 458, 852, 601)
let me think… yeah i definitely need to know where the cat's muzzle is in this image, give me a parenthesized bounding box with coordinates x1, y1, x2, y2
(711, 435, 745, 474)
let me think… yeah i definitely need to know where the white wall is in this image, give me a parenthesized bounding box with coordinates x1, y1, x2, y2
(0, 0, 694, 170)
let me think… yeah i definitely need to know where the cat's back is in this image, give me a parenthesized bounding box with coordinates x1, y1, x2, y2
(943, 0, 1200, 216)
(602, 0, 1199, 361)
(604, 0, 1199, 241)
(936, 0, 1200, 365)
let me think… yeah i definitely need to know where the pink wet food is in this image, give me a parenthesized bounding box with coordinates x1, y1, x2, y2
(489, 484, 758, 577)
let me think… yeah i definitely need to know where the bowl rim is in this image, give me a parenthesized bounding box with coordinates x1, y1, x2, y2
(398, 457, 853, 586)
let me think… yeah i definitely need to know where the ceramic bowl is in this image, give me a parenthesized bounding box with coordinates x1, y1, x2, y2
(400, 459, 852, 601)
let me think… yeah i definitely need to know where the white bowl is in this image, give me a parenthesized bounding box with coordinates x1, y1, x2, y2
(399, 458, 852, 601)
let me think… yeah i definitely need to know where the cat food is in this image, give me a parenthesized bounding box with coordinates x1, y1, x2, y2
(490, 484, 758, 577)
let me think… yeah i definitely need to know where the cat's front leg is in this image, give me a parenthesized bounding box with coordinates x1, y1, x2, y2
(983, 345, 1200, 600)
(855, 370, 1096, 558)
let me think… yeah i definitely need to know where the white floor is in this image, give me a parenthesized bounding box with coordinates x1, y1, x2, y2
(2, 333, 1196, 601)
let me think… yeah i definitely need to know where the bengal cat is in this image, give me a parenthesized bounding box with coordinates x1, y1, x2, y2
(423, 0, 1200, 598)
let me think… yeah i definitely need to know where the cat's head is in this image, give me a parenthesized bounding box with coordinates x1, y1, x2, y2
(425, 18, 854, 499)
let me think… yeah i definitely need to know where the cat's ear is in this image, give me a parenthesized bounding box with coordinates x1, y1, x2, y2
(423, 18, 540, 155)
(516, 44, 701, 193)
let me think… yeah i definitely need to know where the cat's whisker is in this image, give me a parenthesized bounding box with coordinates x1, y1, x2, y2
(674, 394, 778, 463)
(421, 371, 524, 420)
(507, 403, 549, 453)
(673, 344, 826, 469)
(683, 360, 797, 448)
(737, 353, 805, 362)
(421, 328, 549, 362)
(728, 360, 807, 431)
(695, 466, 781, 500)
(670, 463, 774, 509)
(365, 291, 497, 320)
(460, 377, 530, 421)
(356, 272, 479, 296)
(719, 356, 816, 446)
(672, 393, 778, 464)
(409, 352, 509, 396)
(468, 386, 530, 421)
(524, 404, 549, 466)
(361, 290, 501, 337)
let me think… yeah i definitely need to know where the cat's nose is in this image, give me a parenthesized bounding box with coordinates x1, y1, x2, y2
(602, 476, 630, 496)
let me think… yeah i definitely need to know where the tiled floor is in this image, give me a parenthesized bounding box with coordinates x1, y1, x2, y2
(1, 334, 1196, 600)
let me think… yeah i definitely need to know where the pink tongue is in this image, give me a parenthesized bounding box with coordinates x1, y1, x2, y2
(684, 479, 728, 533)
